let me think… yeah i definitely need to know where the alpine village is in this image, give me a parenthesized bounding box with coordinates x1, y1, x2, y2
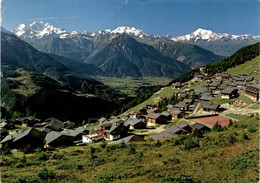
(1, 18, 260, 183)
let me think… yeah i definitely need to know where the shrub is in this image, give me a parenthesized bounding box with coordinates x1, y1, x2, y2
(118, 141, 127, 148)
(24, 144, 33, 154)
(89, 146, 95, 156)
(100, 140, 108, 148)
(162, 173, 194, 182)
(1, 144, 12, 156)
(50, 153, 64, 160)
(37, 167, 55, 181)
(154, 140, 161, 147)
(15, 162, 25, 168)
(76, 164, 83, 170)
(227, 132, 237, 144)
(240, 131, 249, 141)
(147, 137, 154, 142)
(228, 119, 233, 127)
(135, 151, 144, 159)
(127, 146, 136, 155)
(15, 175, 28, 183)
(212, 122, 223, 132)
(55, 164, 73, 170)
(230, 149, 258, 170)
(35, 151, 49, 161)
(248, 126, 257, 133)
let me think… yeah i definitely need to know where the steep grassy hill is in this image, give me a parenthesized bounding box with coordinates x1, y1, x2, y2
(204, 42, 259, 75)
(1, 115, 258, 182)
(226, 56, 259, 75)
(1, 65, 120, 122)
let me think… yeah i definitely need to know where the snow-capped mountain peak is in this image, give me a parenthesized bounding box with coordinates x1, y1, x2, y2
(111, 26, 148, 38)
(171, 28, 260, 42)
(12, 21, 68, 39)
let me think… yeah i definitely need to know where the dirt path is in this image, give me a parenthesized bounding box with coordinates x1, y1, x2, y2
(221, 105, 259, 115)
(136, 125, 166, 135)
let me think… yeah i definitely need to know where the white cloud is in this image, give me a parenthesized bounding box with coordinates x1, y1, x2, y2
(26, 16, 79, 21)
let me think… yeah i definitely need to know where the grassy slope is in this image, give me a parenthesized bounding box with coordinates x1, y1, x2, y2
(125, 86, 180, 112)
(226, 56, 259, 75)
(1, 115, 258, 183)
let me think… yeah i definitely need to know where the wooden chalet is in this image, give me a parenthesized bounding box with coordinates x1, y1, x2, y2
(221, 74, 230, 80)
(169, 109, 184, 119)
(201, 101, 219, 114)
(125, 118, 146, 129)
(199, 94, 215, 102)
(147, 107, 162, 114)
(103, 123, 129, 141)
(44, 131, 74, 148)
(160, 111, 172, 121)
(82, 134, 103, 143)
(245, 84, 260, 102)
(177, 123, 193, 133)
(171, 82, 181, 89)
(221, 88, 238, 99)
(167, 104, 174, 112)
(146, 113, 166, 126)
(190, 123, 210, 132)
(115, 134, 146, 144)
(174, 101, 188, 111)
(245, 76, 254, 83)
(7, 128, 45, 150)
(138, 106, 147, 115)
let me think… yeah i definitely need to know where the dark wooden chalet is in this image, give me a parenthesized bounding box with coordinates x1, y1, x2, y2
(201, 101, 219, 113)
(125, 118, 146, 129)
(146, 113, 166, 126)
(44, 131, 74, 148)
(221, 88, 238, 99)
(245, 84, 260, 102)
(169, 109, 184, 119)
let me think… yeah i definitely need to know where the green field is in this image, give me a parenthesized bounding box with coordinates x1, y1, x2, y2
(95, 76, 172, 97)
(1, 115, 258, 183)
(225, 113, 248, 121)
(226, 56, 260, 75)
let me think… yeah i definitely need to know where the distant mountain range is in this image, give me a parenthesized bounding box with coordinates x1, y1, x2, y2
(9, 21, 232, 75)
(171, 28, 260, 56)
(12, 22, 260, 58)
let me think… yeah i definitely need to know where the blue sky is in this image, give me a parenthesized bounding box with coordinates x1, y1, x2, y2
(1, 0, 260, 36)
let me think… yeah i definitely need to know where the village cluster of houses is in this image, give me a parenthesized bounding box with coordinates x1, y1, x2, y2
(0, 69, 259, 150)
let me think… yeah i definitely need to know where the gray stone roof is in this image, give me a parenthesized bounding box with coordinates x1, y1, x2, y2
(61, 129, 81, 137)
(199, 94, 215, 101)
(201, 101, 219, 110)
(152, 131, 177, 140)
(190, 123, 208, 130)
(175, 102, 187, 108)
(75, 127, 88, 133)
(167, 104, 174, 108)
(221, 88, 236, 94)
(115, 134, 146, 144)
(125, 118, 145, 126)
(161, 111, 171, 117)
(12, 128, 32, 143)
(183, 99, 193, 104)
(98, 117, 106, 122)
(166, 126, 182, 134)
(44, 131, 63, 144)
(146, 113, 161, 119)
(169, 109, 182, 115)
